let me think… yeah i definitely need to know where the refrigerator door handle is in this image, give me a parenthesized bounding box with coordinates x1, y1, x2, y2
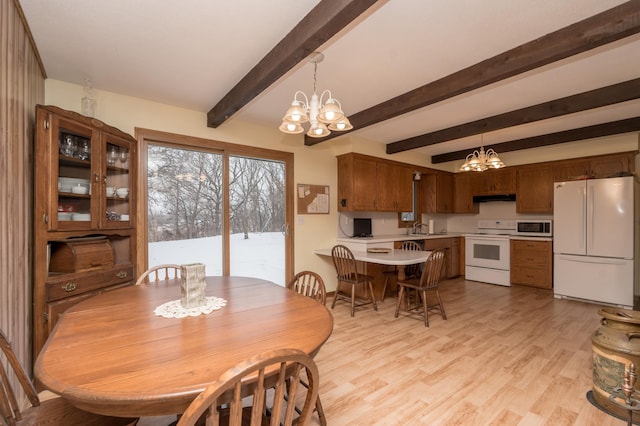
(588, 184, 595, 251)
(557, 255, 628, 266)
(580, 186, 586, 251)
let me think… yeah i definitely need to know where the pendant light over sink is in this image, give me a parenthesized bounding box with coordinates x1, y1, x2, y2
(279, 52, 352, 138)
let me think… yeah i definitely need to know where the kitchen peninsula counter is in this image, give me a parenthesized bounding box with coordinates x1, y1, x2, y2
(317, 233, 465, 300)
(331, 233, 463, 252)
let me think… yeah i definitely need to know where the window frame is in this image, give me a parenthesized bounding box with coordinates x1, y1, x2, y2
(135, 128, 294, 280)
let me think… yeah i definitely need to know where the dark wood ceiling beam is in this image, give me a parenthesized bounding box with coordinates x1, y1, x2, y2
(305, 0, 640, 146)
(386, 78, 640, 154)
(431, 117, 640, 164)
(207, 0, 380, 128)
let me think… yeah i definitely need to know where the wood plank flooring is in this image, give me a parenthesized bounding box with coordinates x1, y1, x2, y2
(139, 277, 626, 425)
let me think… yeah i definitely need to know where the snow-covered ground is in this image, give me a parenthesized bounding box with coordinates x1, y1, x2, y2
(148, 232, 285, 285)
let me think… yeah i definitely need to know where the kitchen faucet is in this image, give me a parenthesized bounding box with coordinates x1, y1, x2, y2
(413, 222, 427, 234)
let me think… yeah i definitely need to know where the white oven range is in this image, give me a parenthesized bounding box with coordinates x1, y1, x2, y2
(464, 220, 516, 286)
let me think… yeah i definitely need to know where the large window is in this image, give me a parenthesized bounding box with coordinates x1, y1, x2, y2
(137, 129, 294, 285)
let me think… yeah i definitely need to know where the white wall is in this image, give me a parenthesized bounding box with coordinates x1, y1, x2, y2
(44, 80, 351, 291)
(44, 79, 639, 290)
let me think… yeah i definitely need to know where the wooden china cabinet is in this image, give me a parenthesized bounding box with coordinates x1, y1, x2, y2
(32, 105, 137, 359)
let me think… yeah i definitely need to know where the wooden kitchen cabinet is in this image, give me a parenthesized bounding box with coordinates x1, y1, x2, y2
(423, 237, 461, 279)
(516, 164, 554, 213)
(421, 172, 453, 214)
(473, 168, 516, 195)
(453, 172, 478, 214)
(33, 105, 137, 359)
(510, 239, 552, 289)
(589, 152, 634, 178)
(377, 162, 413, 211)
(553, 151, 635, 182)
(338, 154, 377, 211)
(337, 153, 412, 212)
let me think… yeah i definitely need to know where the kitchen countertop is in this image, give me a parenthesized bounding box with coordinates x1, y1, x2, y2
(315, 247, 431, 266)
(336, 232, 464, 244)
(509, 236, 553, 242)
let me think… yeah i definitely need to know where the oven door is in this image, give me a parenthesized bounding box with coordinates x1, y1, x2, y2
(465, 235, 510, 271)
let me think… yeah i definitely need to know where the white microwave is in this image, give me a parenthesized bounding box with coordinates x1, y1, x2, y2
(515, 220, 552, 237)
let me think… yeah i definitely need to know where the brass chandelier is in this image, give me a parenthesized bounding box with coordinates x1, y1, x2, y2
(279, 52, 352, 138)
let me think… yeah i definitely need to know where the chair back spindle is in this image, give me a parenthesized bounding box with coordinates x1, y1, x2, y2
(287, 271, 327, 305)
(176, 348, 319, 426)
(135, 264, 181, 286)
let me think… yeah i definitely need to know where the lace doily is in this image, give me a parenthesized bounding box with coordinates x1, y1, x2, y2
(154, 297, 227, 318)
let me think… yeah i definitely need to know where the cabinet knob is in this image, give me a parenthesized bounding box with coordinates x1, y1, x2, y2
(61, 282, 77, 292)
(116, 271, 128, 279)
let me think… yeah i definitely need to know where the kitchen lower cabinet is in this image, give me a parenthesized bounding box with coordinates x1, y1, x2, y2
(422, 237, 461, 279)
(510, 239, 552, 289)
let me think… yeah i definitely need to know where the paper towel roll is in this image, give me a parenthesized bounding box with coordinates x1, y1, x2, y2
(428, 219, 434, 234)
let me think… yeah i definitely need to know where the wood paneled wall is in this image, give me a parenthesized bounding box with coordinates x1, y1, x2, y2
(1, 0, 45, 376)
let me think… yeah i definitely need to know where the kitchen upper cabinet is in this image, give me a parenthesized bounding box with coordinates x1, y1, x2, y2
(337, 153, 412, 212)
(453, 173, 478, 214)
(589, 152, 634, 179)
(421, 172, 453, 214)
(473, 168, 516, 195)
(553, 152, 635, 182)
(516, 164, 553, 214)
(338, 154, 377, 211)
(377, 162, 413, 211)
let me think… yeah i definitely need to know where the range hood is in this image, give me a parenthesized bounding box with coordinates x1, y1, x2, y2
(473, 194, 516, 203)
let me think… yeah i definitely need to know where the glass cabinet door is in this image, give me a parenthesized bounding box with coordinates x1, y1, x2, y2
(102, 134, 133, 229)
(48, 116, 134, 231)
(52, 117, 97, 230)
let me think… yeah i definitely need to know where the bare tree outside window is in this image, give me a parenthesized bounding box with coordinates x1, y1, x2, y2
(146, 145, 287, 284)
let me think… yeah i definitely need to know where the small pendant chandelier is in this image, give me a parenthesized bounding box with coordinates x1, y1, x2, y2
(279, 52, 352, 138)
(459, 135, 505, 172)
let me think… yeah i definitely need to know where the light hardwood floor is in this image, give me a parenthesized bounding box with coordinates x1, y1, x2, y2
(139, 277, 626, 425)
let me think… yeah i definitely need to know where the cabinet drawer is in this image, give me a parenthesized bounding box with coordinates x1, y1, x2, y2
(510, 266, 551, 289)
(46, 265, 133, 301)
(511, 240, 548, 251)
(511, 251, 548, 268)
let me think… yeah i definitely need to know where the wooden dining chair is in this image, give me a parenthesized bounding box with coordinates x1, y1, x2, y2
(134, 264, 181, 286)
(286, 270, 327, 305)
(0, 330, 138, 426)
(394, 248, 447, 327)
(380, 240, 423, 301)
(331, 245, 378, 317)
(176, 348, 319, 426)
(285, 270, 327, 425)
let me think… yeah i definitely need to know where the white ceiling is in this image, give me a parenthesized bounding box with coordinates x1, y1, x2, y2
(19, 0, 640, 159)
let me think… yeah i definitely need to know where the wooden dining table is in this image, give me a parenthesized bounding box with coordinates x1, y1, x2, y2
(34, 276, 334, 418)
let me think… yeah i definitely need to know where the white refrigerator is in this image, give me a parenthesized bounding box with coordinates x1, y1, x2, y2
(553, 176, 637, 308)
